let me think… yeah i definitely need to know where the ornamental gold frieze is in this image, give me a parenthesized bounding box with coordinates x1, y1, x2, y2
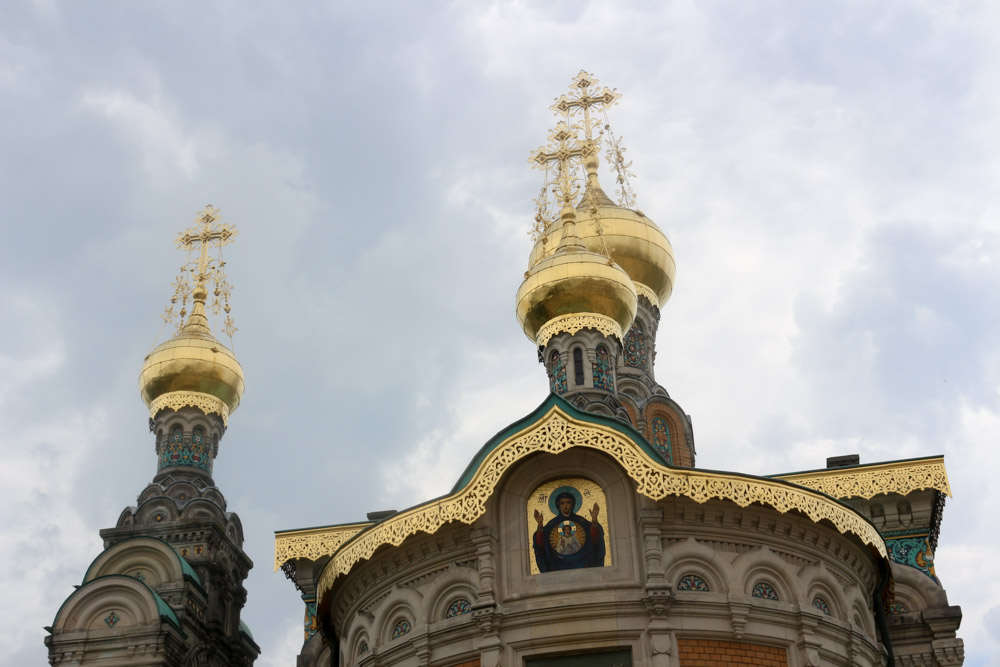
(774, 457, 952, 500)
(536, 313, 623, 348)
(316, 406, 887, 601)
(274, 523, 370, 571)
(633, 282, 659, 308)
(150, 391, 230, 426)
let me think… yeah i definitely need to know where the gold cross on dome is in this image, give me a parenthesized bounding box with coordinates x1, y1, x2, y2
(176, 205, 238, 286)
(550, 70, 621, 144)
(161, 205, 239, 337)
(529, 122, 592, 207)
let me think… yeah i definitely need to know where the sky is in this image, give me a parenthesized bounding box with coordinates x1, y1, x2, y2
(1, 0, 998, 664)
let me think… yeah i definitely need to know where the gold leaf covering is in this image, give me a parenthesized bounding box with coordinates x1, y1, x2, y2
(775, 458, 952, 500)
(314, 406, 887, 601)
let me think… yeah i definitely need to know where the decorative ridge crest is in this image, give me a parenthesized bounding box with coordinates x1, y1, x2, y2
(535, 313, 624, 348)
(773, 457, 952, 500)
(315, 403, 887, 603)
(274, 523, 371, 571)
(149, 391, 230, 426)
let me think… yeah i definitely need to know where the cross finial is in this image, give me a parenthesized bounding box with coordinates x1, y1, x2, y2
(529, 122, 593, 208)
(161, 205, 239, 338)
(550, 70, 620, 145)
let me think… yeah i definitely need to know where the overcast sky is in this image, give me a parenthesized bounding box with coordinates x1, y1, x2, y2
(2, 1, 998, 665)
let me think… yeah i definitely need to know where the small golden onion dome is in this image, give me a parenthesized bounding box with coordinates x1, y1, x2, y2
(516, 206, 638, 346)
(529, 161, 676, 307)
(139, 286, 245, 418)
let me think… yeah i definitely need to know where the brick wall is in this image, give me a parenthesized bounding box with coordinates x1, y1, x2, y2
(677, 639, 787, 666)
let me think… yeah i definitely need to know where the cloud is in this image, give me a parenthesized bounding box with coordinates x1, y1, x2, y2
(80, 89, 206, 179)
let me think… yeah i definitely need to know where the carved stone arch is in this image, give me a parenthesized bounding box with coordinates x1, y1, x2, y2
(586, 401, 615, 417)
(135, 498, 179, 525)
(345, 610, 373, 659)
(617, 376, 648, 401)
(224, 513, 245, 546)
(84, 537, 189, 589)
(732, 546, 802, 602)
(182, 497, 226, 522)
(164, 480, 200, 503)
(138, 482, 168, 504)
(850, 598, 875, 638)
(52, 575, 169, 632)
(116, 506, 136, 528)
(421, 566, 479, 621)
(891, 562, 945, 610)
(616, 393, 640, 426)
(797, 561, 848, 619)
(374, 586, 423, 643)
(662, 537, 734, 594)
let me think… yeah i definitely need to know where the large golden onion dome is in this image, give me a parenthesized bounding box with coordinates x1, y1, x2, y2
(529, 157, 676, 308)
(516, 206, 637, 347)
(139, 285, 245, 424)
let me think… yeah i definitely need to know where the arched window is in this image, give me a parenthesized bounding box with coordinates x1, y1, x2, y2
(751, 581, 779, 601)
(391, 618, 412, 639)
(623, 320, 647, 369)
(546, 350, 567, 394)
(573, 348, 584, 386)
(676, 574, 710, 592)
(592, 345, 614, 391)
(651, 416, 672, 464)
(445, 598, 472, 618)
(811, 597, 831, 615)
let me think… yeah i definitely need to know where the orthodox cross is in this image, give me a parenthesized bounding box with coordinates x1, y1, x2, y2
(550, 70, 620, 147)
(163, 205, 238, 337)
(529, 122, 590, 208)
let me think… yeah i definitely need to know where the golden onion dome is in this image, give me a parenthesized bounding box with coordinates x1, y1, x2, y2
(529, 162, 675, 308)
(516, 207, 637, 347)
(139, 286, 245, 423)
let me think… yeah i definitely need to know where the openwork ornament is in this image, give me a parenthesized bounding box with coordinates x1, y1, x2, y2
(314, 405, 888, 601)
(535, 313, 623, 348)
(274, 523, 371, 571)
(775, 457, 951, 500)
(149, 391, 230, 426)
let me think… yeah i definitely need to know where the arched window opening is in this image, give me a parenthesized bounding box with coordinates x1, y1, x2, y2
(573, 348, 584, 386)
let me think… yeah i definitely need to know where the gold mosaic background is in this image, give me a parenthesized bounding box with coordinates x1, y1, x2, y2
(526, 476, 611, 575)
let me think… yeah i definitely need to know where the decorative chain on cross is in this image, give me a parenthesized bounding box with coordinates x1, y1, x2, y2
(161, 205, 239, 338)
(602, 110, 639, 210)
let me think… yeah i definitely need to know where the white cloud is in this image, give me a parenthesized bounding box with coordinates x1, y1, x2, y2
(80, 89, 206, 179)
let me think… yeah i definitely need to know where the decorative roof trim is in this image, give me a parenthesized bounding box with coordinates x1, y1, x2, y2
(274, 523, 371, 571)
(316, 401, 886, 602)
(150, 391, 230, 426)
(773, 456, 952, 500)
(535, 313, 623, 348)
(633, 282, 659, 308)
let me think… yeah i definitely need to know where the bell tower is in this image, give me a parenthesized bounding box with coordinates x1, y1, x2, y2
(46, 206, 259, 666)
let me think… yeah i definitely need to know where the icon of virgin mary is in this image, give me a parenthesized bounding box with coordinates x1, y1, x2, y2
(532, 485, 605, 572)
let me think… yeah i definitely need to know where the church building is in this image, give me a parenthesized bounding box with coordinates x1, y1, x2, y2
(45, 73, 963, 667)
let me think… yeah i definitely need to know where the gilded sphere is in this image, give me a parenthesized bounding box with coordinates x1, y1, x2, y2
(515, 248, 638, 343)
(139, 325, 245, 415)
(529, 199, 675, 307)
